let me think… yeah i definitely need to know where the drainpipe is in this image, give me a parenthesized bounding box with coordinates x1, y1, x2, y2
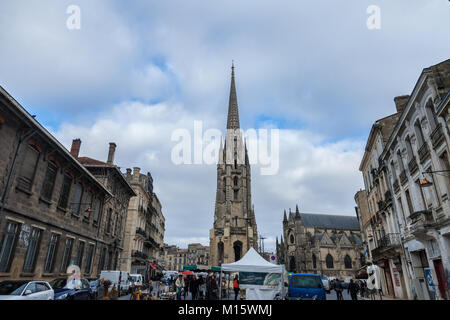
(0, 129, 36, 221)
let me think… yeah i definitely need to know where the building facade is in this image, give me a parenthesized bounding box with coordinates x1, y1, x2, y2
(210, 65, 258, 266)
(380, 59, 450, 300)
(357, 106, 411, 299)
(163, 245, 188, 272)
(277, 205, 364, 280)
(122, 168, 154, 277)
(72, 140, 136, 273)
(0, 87, 112, 281)
(187, 243, 210, 267)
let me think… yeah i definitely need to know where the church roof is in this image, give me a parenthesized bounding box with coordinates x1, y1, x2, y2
(299, 213, 360, 230)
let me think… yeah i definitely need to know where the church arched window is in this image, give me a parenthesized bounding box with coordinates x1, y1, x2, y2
(344, 255, 352, 269)
(312, 254, 317, 269)
(234, 176, 238, 186)
(326, 254, 334, 269)
(290, 234, 295, 244)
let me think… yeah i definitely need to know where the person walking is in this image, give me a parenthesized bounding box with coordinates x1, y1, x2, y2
(175, 275, 185, 300)
(233, 275, 240, 300)
(334, 278, 344, 300)
(348, 279, 359, 301)
(190, 275, 199, 300)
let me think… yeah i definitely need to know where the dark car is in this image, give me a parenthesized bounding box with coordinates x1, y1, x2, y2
(287, 274, 326, 300)
(50, 278, 93, 300)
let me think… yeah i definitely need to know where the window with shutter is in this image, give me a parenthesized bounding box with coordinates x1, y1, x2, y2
(71, 183, 83, 215)
(41, 162, 57, 201)
(44, 233, 59, 273)
(18, 145, 40, 191)
(75, 241, 85, 268)
(58, 175, 72, 209)
(84, 244, 94, 274)
(0, 221, 20, 272)
(23, 228, 42, 273)
(60, 238, 74, 273)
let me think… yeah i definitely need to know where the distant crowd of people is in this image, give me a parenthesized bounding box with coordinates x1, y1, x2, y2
(161, 273, 240, 300)
(331, 278, 368, 300)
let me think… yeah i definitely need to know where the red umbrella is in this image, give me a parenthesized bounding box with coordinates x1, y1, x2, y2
(182, 270, 193, 275)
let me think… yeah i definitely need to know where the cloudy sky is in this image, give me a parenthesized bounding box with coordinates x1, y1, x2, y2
(1, 0, 449, 252)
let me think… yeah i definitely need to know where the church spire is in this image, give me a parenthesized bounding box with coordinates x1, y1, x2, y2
(227, 62, 240, 129)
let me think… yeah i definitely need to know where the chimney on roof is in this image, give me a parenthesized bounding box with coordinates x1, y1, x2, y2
(133, 167, 140, 182)
(394, 95, 410, 114)
(70, 139, 81, 158)
(126, 168, 132, 182)
(107, 142, 117, 165)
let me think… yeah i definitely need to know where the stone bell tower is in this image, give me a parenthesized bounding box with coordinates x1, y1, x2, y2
(209, 63, 258, 265)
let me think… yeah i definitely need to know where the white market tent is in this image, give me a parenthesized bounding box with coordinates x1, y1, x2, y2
(221, 248, 282, 273)
(220, 248, 284, 300)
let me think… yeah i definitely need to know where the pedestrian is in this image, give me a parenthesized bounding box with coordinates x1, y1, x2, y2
(347, 279, 359, 300)
(233, 274, 240, 300)
(199, 276, 206, 300)
(190, 275, 199, 300)
(334, 278, 344, 300)
(175, 275, 185, 300)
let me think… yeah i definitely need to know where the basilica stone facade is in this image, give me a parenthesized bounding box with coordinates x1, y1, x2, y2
(209, 65, 258, 265)
(277, 205, 364, 279)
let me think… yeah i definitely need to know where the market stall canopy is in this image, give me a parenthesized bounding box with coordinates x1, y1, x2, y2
(221, 248, 282, 273)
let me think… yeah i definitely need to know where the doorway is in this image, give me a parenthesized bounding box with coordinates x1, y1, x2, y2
(433, 259, 448, 300)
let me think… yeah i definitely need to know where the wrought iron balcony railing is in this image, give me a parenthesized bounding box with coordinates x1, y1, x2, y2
(408, 157, 419, 175)
(430, 123, 445, 149)
(418, 143, 430, 163)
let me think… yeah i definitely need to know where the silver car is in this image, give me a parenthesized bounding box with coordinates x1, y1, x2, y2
(0, 280, 54, 300)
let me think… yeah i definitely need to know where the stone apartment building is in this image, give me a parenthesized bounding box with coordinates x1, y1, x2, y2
(277, 205, 364, 280)
(356, 59, 450, 300)
(379, 59, 450, 300)
(71, 140, 136, 273)
(122, 168, 165, 280)
(357, 105, 411, 299)
(187, 243, 210, 267)
(354, 190, 372, 265)
(163, 245, 188, 272)
(150, 192, 165, 271)
(0, 86, 113, 280)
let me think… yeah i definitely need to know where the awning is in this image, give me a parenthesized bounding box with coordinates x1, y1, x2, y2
(183, 265, 197, 271)
(211, 266, 221, 272)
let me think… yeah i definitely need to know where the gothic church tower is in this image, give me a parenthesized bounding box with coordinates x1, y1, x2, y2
(209, 64, 258, 265)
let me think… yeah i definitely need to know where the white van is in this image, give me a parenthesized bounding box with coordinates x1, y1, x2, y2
(100, 271, 131, 296)
(130, 274, 143, 287)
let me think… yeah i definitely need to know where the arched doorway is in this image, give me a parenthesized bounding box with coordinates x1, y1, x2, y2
(233, 241, 243, 262)
(289, 256, 296, 272)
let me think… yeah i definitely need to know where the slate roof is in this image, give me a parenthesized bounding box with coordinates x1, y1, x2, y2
(299, 213, 360, 231)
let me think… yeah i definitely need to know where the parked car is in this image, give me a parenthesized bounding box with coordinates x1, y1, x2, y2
(100, 270, 131, 296)
(87, 278, 100, 299)
(320, 275, 330, 293)
(0, 280, 54, 300)
(50, 278, 93, 300)
(287, 273, 326, 300)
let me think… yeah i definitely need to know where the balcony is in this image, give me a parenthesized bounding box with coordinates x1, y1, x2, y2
(384, 190, 392, 205)
(430, 123, 445, 149)
(408, 157, 419, 175)
(418, 143, 430, 163)
(399, 170, 408, 185)
(407, 210, 434, 237)
(393, 180, 400, 193)
(371, 233, 402, 261)
(132, 250, 148, 261)
(135, 227, 146, 238)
